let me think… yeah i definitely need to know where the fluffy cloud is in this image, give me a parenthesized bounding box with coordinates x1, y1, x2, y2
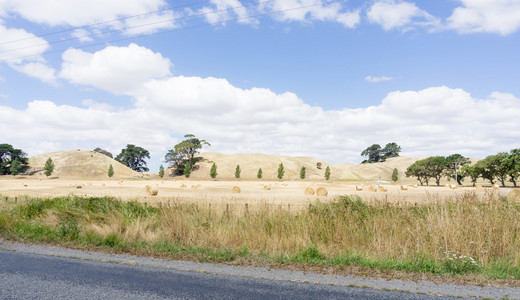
(60, 43, 172, 95)
(196, 0, 257, 25)
(2, 44, 519, 170)
(259, 0, 360, 28)
(447, 0, 520, 35)
(367, 0, 440, 32)
(365, 75, 393, 83)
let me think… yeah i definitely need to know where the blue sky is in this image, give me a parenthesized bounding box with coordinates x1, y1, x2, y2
(1, 0, 520, 172)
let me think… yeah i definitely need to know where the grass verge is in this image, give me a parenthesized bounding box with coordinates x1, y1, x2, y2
(1, 193, 520, 284)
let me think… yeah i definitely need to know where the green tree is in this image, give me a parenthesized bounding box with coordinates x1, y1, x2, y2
(184, 164, 191, 178)
(382, 142, 402, 159)
(9, 159, 22, 176)
(257, 168, 263, 179)
(115, 144, 150, 172)
(158, 165, 165, 178)
(277, 163, 285, 180)
(506, 149, 520, 187)
(426, 156, 448, 186)
(299, 166, 306, 179)
(461, 165, 479, 187)
(235, 164, 241, 179)
(108, 164, 114, 177)
(444, 154, 471, 185)
(0, 144, 29, 175)
(392, 168, 399, 182)
(406, 159, 430, 186)
(165, 134, 210, 176)
(324, 166, 331, 180)
(361, 144, 382, 163)
(44, 157, 54, 177)
(210, 163, 217, 179)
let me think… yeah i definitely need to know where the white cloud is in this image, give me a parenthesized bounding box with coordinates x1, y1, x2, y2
(123, 10, 178, 35)
(259, 0, 360, 28)
(365, 75, 393, 83)
(447, 0, 520, 35)
(71, 29, 93, 43)
(60, 43, 172, 95)
(10, 62, 57, 84)
(367, 0, 440, 32)
(197, 0, 257, 25)
(3, 44, 520, 170)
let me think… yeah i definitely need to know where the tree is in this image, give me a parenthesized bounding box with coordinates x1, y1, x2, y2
(316, 162, 322, 170)
(425, 156, 448, 186)
(165, 134, 210, 176)
(115, 144, 150, 172)
(10, 159, 22, 176)
(184, 164, 191, 178)
(257, 168, 263, 179)
(210, 163, 217, 179)
(44, 158, 54, 177)
(406, 159, 430, 186)
(159, 165, 165, 178)
(277, 163, 285, 180)
(0, 144, 29, 175)
(461, 165, 479, 187)
(108, 164, 114, 177)
(392, 168, 399, 182)
(381, 142, 402, 159)
(324, 166, 331, 180)
(300, 166, 306, 179)
(506, 149, 520, 187)
(235, 165, 241, 179)
(93, 147, 113, 158)
(444, 154, 471, 185)
(474, 158, 496, 185)
(361, 144, 382, 163)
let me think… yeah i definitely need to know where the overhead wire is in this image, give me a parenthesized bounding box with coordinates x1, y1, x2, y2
(0, 1, 328, 63)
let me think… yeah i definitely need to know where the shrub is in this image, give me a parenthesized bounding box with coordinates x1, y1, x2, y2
(257, 168, 262, 179)
(235, 165, 241, 179)
(324, 166, 331, 180)
(300, 166, 306, 179)
(277, 163, 285, 180)
(108, 164, 114, 178)
(210, 163, 217, 179)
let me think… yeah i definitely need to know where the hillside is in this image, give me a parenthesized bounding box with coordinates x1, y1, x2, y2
(29, 150, 138, 179)
(174, 152, 421, 181)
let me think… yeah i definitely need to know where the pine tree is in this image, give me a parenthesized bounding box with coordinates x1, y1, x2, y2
(210, 163, 217, 179)
(235, 164, 241, 179)
(159, 165, 165, 178)
(44, 158, 54, 177)
(184, 164, 191, 178)
(257, 168, 263, 179)
(392, 168, 399, 182)
(277, 163, 285, 180)
(300, 166, 306, 179)
(108, 164, 114, 177)
(324, 166, 331, 180)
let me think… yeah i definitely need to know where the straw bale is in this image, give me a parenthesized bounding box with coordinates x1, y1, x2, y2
(413, 184, 418, 188)
(368, 185, 377, 192)
(493, 184, 500, 190)
(475, 184, 482, 190)
(378, 185, 387, 192)
(355, 185, 363, 191)
(304, 187, 315, 195)
(507, 189, 520, 203)
(449, 184, 457, 189)
(232, 186, 241, 193)
(400, 185, 408, 191)
(263, 185, 271, 190)
(75, 185, 83, 189)
(316, 187, 328, 196)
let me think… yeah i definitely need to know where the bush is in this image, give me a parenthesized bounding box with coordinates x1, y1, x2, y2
(257, 168, 262, 179)
(300, 166, 306, 179)
(210, 163, 217, 179)
(235, 165, 241, 179)
(277, 163, 285, 180)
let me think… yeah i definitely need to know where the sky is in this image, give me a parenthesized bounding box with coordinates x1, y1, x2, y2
(1, 0, 520, 172)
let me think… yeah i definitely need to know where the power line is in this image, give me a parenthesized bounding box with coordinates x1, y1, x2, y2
(0, 0, 214, 46)
(0, 2, 325, 63)
(0, 0, 273, 55)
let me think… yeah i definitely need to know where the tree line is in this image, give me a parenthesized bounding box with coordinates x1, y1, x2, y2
(405, 150, 520, 187)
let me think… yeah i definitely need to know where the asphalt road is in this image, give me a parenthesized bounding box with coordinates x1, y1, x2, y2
(0, 249, 455, 300)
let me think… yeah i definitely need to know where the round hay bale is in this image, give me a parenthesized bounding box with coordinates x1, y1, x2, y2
(493, 184, 500, 190)
(75, 185, 83, 189)
(507, 189, 520, 203)
(368, 185, 377, 192)
(355, 185, 363, 191)
(149, 187, 159, 196)
(304, 187, 315, 195)
(400, 185, 408, 191)
(232, 186, 241, 193)
(316, 187, 328, 196)
(263, 185, 271, 190)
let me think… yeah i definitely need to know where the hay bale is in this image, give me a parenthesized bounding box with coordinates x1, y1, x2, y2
(413, 184, 418, 188)
(493, 184, 500, 190)
(378, 185, 387, 192)
(355, 185, 363, 191)
(368, 185, 377, 192)
(449, 184, 457, 189)
(316, 187, 328, 196)
(102, 183, 106, 187)
(180, 184, 187, 188)
(232, 186, 241, 193)
(507, 189, 520, 203)
(304, 187, 315, 195)
(23, 184, 28, 187)
(445, 184, 450, 187)
(475, 184, 482, 190)
(75, 185, 83, 189)
(400, 185, 408, 191)
(150, 187, 158, 196)
(263, 185, 271, 191)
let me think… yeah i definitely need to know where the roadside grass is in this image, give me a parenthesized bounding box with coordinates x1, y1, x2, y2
(1, 193, 520, 281)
